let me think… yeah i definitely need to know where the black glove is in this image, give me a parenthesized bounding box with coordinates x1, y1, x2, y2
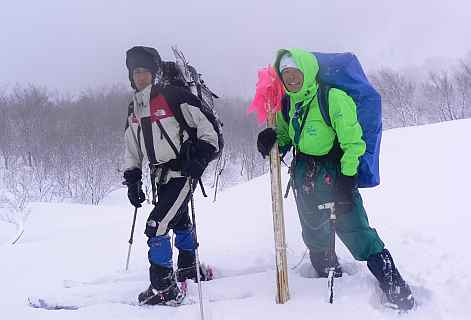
(180, 140, 216, 179)
(335, 174, 356, 212)
(182, 158, 207, 179)
(257, 128, 277, 158)
(123, 168, 146, 207)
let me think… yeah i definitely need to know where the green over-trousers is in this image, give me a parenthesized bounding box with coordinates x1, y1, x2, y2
(293, 156, 384, 261)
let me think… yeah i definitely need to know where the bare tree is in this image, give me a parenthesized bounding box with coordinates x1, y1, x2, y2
(371, 69, 419, 128)
(0, 95, 15, 170)
(215, 96, 266, 182)
(0, 85, 128, 205)
(455, 57, 471, 119)
(424, 71, 462, 121)
(212, 150, 229, 202)
(0, 161, 33, 242)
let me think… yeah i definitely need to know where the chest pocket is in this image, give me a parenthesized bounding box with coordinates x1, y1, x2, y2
(304, 110, 331, 138)
(298, 105, 336, 155)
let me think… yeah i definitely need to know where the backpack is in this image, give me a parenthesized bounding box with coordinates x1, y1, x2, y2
(282, 52, 382, 188)
(162, 47, 224, 161)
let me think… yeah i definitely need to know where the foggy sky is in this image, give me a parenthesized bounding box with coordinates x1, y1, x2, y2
(1, 0, 470, 98)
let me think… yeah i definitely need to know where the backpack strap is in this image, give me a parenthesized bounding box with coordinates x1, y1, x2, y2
(126, 102, 144, 162)
(139, 117, 162, 203)
(281, 89, 323, 129)
(167, 106, 208, 197)
(171, 102, 198, 146)
(297, 100, 312, 143)
(281, 94, 290, 124)
(317, 84, 344, 161)
(127, 101, 159, 203)
(318, 84, 332, 127)
(140, 117, 159, 165)
(155, 87, 209, 197)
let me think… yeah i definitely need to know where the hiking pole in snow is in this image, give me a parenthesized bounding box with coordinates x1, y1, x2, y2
(189, 178, 205, 320)
(125, 207, 138, 272)
(318, 202, 336, 303)
(248, 65, 289, 304)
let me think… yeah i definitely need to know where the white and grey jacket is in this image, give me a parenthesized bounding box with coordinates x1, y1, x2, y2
(124, 84, 219, 182)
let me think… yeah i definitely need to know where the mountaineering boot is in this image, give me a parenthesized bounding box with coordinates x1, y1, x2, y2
(138, 264, 183, 305)
(309, 250, 342, 278)
(138, 284, 184, 306)
(367, 249, 415, 310)
(176, 250, 213, 282)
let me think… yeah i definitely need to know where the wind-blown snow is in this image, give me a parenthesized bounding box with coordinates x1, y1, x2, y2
(1, 119, 470, 319)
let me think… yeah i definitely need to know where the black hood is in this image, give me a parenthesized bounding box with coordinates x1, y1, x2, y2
(126, 46, 162, 89)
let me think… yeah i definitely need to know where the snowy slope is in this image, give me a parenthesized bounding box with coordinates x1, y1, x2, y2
(1, 119, 471, 320)
(0, 222, 16, 244)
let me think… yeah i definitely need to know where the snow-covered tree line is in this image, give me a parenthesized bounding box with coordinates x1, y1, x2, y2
(0, 85, 262, 213)
(1, 53, 471, 218)
(371, 53, 471, 128)
(0, 84, 127, 218)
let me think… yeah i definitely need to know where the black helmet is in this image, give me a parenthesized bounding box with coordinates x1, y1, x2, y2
(125, 46, 162, 89)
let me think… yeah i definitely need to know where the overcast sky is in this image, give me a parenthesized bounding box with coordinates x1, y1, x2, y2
(1, 0, 470, 98)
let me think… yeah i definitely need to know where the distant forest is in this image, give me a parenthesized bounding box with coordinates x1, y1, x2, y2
(1, 52, 471, 225)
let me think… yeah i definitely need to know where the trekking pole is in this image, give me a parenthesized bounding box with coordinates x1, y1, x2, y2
(125, 207, 138, 272)
(189, 178, 205, 320)
(318, 202, 336, 304)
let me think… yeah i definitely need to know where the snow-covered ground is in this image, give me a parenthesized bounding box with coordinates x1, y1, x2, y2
(1, 119, 470, 320)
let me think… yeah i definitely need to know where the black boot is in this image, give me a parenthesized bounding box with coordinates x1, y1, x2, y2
(309, 250, 342, 278)
(176, 250, 213, 282)
(367, 249, 415, 311)
(138, 264, 183, 305)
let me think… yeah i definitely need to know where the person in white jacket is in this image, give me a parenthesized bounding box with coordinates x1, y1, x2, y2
(123, 46, 218, 305)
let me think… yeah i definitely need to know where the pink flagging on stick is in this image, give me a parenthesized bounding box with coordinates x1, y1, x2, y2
(248, 65, 285, 124)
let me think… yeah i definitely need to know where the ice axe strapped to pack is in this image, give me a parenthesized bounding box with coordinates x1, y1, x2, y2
(167, 47, 224, 162)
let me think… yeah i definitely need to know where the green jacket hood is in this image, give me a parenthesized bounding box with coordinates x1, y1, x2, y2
(274, 48, 319, 104)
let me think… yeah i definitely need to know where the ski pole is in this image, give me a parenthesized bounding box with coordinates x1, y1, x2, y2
(125, 207, 138, 272)
(189, 178, 205, 320)
(318, 202, 336, 304)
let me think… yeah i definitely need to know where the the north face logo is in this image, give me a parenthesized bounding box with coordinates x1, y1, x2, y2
(153, 109, 167, 117)
(150, 95, 174, 122)
(147, 220, 157, 228)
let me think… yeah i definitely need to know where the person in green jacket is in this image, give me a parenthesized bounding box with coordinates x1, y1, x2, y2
(256, 48, 415, 311)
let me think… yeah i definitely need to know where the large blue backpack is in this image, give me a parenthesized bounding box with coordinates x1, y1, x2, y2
(283, 52, 382, 188)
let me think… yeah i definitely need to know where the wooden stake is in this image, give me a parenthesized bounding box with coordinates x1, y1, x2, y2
(267, 109, 290, 304)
